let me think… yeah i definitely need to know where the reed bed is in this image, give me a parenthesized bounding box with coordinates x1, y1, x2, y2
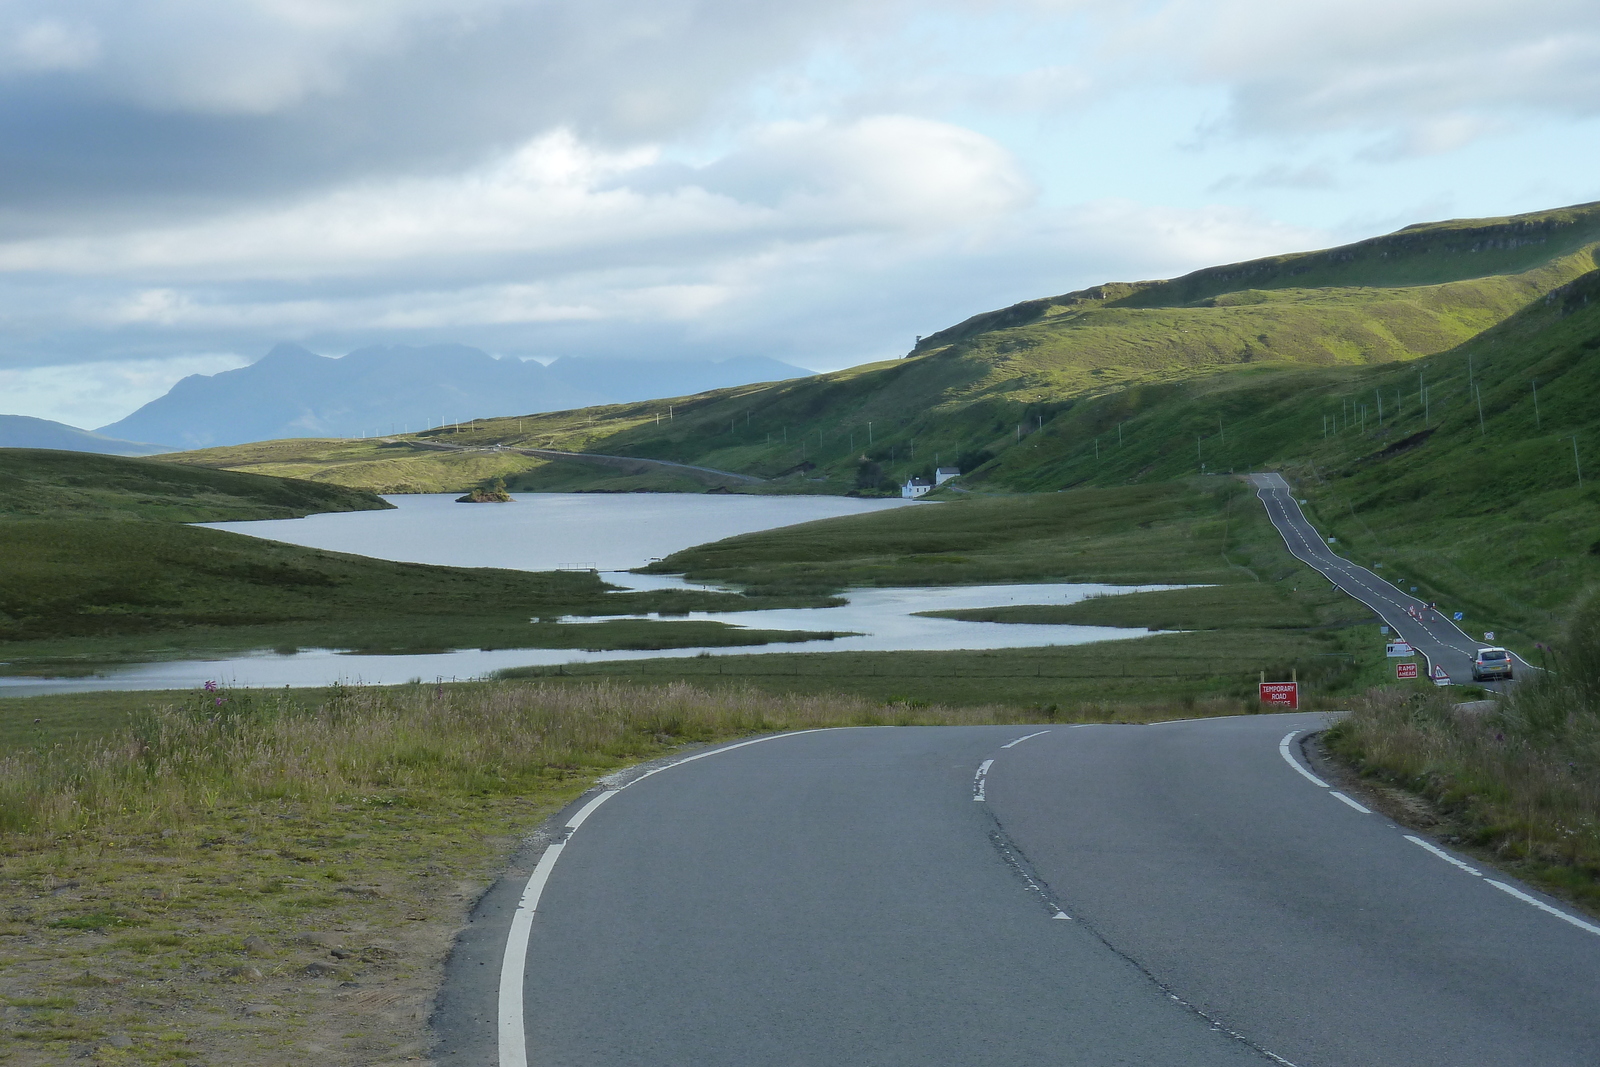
(1328, 594, 1600, 906)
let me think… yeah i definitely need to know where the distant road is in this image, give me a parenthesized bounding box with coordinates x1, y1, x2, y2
(438, 719, 1600, 1066)
(1249, 472, 1522, 688)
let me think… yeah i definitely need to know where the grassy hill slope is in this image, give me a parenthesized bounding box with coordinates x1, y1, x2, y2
(0, 448, 391, 521)
(957, 266, 1600, 642)
(165, 202, 1600, 498)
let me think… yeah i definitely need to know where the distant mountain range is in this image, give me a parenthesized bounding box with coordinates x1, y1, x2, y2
(95, 344, 813, 449)
(0, 414, 174, 456)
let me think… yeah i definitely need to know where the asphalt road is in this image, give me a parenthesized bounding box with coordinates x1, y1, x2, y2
(443, 720, 1600, 1066)
(1248, 472, 1522, 688)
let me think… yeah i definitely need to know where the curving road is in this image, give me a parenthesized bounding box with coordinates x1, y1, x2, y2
(1249, 472, 1523, 688)
(437, 719, 1600, 1066)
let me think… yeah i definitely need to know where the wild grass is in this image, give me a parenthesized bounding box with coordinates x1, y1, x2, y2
(1327, 591, 1600, 908)
(502, 622, 1389, 708)
(0, 680, 1040, 837)
(0, 679, 1057, 1064)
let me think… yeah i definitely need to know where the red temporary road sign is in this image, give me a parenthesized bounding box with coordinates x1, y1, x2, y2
(1432, 665, 1452, 687)
(1259, 681, 1299, 709)
(1396, 662, 1419, 679)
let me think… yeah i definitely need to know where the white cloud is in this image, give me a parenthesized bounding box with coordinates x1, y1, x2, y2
(7, 18, 100, 71)
(0, 116, 1030, 283)
(0, 0, 1593, 429)
(1116, 0, 1600, 152)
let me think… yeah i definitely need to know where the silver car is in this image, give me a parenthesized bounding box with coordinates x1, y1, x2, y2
(1471, 646, 1514, 682)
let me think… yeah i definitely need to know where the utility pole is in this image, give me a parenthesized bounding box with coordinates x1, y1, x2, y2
(1574, 436, 1584, 489)
(1094, 437, 1099, 461)
(1117, 422, 1123, 446)
(1475, 385, 1486, 436)
(1375, 389, 1383, 427)
(868, 422, 873, 445)
(1424, 386, 1430, 425)
(1532, 380, 1541, 431)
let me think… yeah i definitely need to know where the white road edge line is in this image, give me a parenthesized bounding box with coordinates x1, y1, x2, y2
(1403, 835, 1482, 876)
(1278, 730, 1329, 788)
(1001, 730, 1051, 749)
(1329, 791, 1372, 814)
(1485, 880, 1600, 937)
(497, 729, 831, 1067)
(973, 759, 995, 801)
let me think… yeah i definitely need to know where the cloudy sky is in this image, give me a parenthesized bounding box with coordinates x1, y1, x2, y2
(1, 0, 1598, 428)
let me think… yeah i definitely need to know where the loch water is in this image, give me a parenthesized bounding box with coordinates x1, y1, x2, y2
(3, 493, 1176, 694)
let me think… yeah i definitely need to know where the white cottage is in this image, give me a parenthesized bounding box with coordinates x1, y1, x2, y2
(934, 467, 960, 485)
(901, 478, 933, 499)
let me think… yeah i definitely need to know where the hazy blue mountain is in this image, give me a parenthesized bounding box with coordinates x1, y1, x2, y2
(96, 343, 812, 449)
(0, 414, 174, 455)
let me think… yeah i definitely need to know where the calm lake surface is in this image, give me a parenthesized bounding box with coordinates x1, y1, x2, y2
(5, 493, 1176, 694)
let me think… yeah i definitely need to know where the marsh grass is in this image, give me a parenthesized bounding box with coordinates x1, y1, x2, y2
(1328, 593, 1600, 908)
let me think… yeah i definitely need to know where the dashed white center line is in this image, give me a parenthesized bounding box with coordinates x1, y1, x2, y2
(1002, 730, 1051, 749)
(973, 759, 994, 801)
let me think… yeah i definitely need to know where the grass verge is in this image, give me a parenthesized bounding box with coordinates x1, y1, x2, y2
(1325, 593, 1600, 912)
(0, 678, 1144, 1065)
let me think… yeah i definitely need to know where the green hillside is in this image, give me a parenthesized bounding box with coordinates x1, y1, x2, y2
(0, 447, 391, 521)
(144, 200, 1600, 639)
(166, 201, 1600, 500)
(957, 265, 1600, 641)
